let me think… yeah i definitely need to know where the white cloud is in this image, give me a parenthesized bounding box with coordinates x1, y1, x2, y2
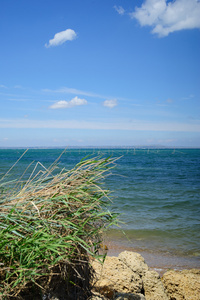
(49, 96, 87, 109)
(45, 29, 77, 47)
(103, 99, 117, 108)
(131, 0, 200, 37)
(44, 87, 102, 98)
(114, 5, 125, 15)
(166, 98, 173, 103)
(43, 86, 132, 102)
(0, 84, 7, 89)
(182, 94, 195, 100)
(14, 85, 23, 89)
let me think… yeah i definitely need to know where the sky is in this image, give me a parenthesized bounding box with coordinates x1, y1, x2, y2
(0, 0, 200, 148)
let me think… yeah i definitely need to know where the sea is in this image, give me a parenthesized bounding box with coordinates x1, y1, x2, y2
(0, 148, 200, 272)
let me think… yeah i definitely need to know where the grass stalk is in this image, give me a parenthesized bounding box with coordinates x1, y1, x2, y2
(0, 153, 118, 299)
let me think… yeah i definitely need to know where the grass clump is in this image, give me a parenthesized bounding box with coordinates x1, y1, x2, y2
(0, 153, 118, 299)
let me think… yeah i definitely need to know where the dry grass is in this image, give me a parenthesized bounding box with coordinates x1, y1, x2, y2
(0, 152, 119, 299)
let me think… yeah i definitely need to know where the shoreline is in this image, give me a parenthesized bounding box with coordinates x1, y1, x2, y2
(104, 238, 200, 275)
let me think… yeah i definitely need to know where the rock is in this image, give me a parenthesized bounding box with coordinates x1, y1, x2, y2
(92, 256, 143, 298)
(118, 251, 148, 277)
(90, 291, 146, 300)
(118, 251, 168, 300)
(162, 269, 200, 300)
(92, 251, 169, 300)
(143, 270, 168, 300)
(90, 291, 109, 299)
(114, 292, 146, 299)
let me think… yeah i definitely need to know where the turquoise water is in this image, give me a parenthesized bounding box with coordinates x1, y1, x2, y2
(0, 148, 200, 268)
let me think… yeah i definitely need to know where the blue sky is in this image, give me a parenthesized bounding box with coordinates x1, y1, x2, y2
(0, 0, 200, 148)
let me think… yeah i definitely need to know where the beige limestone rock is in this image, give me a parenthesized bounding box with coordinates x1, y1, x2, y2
(143, 270, 168, 300)
(118, 251, 168, 300)
(162, 269, 200, 300)
(92, 251, 170, 300)
(92, 256, 143, 298)
(118, 251, 148, 276)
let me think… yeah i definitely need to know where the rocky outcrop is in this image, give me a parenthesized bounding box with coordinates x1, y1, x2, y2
(118, 252, 148, 276)
(92, 256, 142, 297)
(119, 251, 168, 300)
(143, 270, 168, 300)
(91, 251, 168, 300)
(43, 251, 200, 300)
(162, 269, 200, 300)
(92, 251, 200, 300)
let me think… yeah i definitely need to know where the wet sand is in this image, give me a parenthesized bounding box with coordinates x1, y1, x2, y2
(103, 238, 200, 276)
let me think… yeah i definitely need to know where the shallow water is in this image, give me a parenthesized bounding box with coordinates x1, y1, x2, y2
(0, 148, 200, 269)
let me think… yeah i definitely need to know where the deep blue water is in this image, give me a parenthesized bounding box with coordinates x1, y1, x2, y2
(0, 148, 200, 267)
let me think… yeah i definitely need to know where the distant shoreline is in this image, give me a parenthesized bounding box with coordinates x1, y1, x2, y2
(0, 146, 200, 150)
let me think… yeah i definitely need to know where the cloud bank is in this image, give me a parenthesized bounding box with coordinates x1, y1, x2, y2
(49, 96, 87, 109)
(45, 29, 77, 47)
(130, 0, 200, 37)
(103, 99, 117, 108)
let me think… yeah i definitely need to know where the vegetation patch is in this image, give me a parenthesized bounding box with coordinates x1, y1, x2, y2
(0, 152, 118, 299)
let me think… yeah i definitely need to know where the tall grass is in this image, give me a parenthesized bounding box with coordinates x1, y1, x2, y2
(0, 152, 118, 299)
